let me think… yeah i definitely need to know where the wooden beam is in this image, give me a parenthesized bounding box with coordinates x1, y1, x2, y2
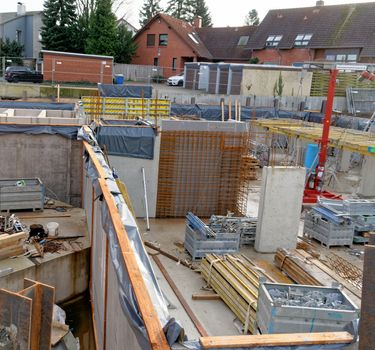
(84, 141, 170, 350)
(152, 255, 209, 337)
(192, 293, 221, 301)
(199, 332, 353, 349)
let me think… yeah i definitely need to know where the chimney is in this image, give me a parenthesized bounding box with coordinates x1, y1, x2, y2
(193, 16, 202, 28)
(17, 2, 26, 16)
(316, 0, 324, 6)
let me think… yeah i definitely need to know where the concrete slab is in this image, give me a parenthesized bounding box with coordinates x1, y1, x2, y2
(255, 166, 305, 253)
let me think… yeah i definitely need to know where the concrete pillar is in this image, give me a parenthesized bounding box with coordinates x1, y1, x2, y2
(338, 150, 352, 172)
(255, 166, 305, 253)
(358, 156, 375, 197)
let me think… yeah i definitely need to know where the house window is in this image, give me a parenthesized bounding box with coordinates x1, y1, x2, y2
(172, 58, 177, 71)
(153, 57, 159, 66)
(147, 34, 155, 46)
(188, 32, 200, 45)
(294, 33, 312, 47)
(265, 35, 282, 47)
(325, 53, 358, 62)
(237, 36, 249, 46)
(16, 30, 22, 43)
(336, 54, 346, 61)
(159, 34, 168, 46)
(347, 54, 357, 62)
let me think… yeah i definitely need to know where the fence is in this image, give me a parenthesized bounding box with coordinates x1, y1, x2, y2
(113, 63, 164, 83)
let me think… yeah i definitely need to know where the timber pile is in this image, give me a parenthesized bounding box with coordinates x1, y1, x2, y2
(274, 248, 361, 305)
(201, 254, 276, 334)
(0, 232, 26, 260)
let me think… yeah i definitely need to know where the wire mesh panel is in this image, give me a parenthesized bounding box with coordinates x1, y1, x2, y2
(156, 128, 252, 217)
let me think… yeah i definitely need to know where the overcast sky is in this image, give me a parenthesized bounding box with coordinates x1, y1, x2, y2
(1, 0, 371, 28)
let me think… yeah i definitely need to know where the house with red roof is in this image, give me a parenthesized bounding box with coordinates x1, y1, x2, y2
(131, 13, 255, 78)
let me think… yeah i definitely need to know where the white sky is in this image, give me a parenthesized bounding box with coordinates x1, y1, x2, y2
(1, 0, 371, 28)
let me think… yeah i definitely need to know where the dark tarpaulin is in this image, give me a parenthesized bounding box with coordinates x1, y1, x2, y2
(0, 101, 75, 110)
(98, 84, 152, 98)
(0, 124, 79, 139)
(96, 125, 155, 159)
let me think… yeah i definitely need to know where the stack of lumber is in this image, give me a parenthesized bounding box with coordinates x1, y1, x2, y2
(201, 254, 276, 334)
(274, 248, 361, 306)
(0, 232, 26, 260)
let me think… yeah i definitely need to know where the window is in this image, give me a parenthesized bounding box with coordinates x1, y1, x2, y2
(147, 34, 155, 46)
(159, 34, 168, 46)
(265, 35, 282, 47)
(237, 36, 249, 46)
(325, 53, 358, 62)
(16, 30, 22, 43)
(153, 57, 159, 66)
(172, 58, 177, 71)
(294, 33, 312, 47)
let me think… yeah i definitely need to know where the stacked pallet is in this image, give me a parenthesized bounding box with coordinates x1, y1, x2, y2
(201, 254, 275, 334)
(0, 232, 26, 260)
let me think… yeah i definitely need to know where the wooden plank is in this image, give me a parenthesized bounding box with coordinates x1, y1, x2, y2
(84, 140, 170, 350)
(192, 293, 221, 301)
(251, 259, 293, 284)
(153, 255, 209, 337)
(17, 214, 71, 219)
(200, 332, 353, 348)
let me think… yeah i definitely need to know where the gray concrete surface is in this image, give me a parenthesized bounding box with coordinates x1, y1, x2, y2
(0, 134, 83, 206)
(255, 166, 305, 253)
(358, 156, 375, 197)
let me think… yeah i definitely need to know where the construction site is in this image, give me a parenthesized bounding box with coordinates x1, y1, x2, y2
(1, 61, 375, 350)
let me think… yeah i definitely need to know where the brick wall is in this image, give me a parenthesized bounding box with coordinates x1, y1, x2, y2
(43, 52, 113, 84)
(253, 48, 313, 66)
(132, 18, 198, 78)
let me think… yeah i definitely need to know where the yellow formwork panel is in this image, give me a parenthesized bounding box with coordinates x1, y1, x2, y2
(254, 119, 375, 156)
(81, 96, 171, 120)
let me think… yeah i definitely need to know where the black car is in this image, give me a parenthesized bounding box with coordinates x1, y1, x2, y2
(5, 66, 43, 83)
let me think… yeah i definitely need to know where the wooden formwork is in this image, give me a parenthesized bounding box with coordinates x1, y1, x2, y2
(156, 130, 252, 217)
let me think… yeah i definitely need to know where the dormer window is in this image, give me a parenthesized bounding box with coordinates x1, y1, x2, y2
(294, 33, 312, 47)
(265, 35, 282, 47)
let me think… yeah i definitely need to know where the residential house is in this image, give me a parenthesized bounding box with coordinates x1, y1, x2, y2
(131, 13, 255, 78)
(117, 18, 138, 36)
(247, 1, 375, 66)
(0, 3, 42, 58)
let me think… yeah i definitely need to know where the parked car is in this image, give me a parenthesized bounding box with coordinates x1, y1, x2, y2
(167, 72, 184, 86)
(5, 66, 43, 83)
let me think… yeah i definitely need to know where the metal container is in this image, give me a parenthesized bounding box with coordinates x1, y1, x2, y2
(184, 224, 240, 261)
(304, 211, 354, 248)
(0, 178, 44, 212)
(256, 282, 359, 334)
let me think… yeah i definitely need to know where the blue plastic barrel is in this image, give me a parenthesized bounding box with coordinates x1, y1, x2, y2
(304, 143, 319, 171)
(115, 74, 124, 84)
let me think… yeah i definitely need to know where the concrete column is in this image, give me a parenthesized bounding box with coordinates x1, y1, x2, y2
(338, 150, 352, 172)
(358, 156, 375, 197)
(255, 166, 305, 253)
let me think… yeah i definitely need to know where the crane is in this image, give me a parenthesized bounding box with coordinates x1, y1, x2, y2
(303, 63, 371, 204)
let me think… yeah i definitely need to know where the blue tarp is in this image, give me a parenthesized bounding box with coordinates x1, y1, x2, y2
(96, 125, 155, 159)
(0, 124, 79, 139)
(98, 84, 152, 98)
(0, 101, 75, 110)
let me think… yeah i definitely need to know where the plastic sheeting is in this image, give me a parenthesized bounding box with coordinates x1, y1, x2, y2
(96, 125, 155, 159)
(80, 128, 182, 349)
(0, 101, 75, 110)
(98, 84, 152, 98)
(170, 104, 370, 131)
(0, 124, 79, 139)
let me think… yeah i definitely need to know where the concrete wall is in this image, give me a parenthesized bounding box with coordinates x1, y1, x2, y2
(255, 166, 305, 253)
(358, 156, 375, 197)
(0, 134, 83, 206)
(241, 68, 313, 97)
(109, 134, 160, 218)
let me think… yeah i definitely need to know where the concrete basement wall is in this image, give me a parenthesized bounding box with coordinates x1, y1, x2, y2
(108, 134, 160, 218)
(0, 134, 83, 206)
